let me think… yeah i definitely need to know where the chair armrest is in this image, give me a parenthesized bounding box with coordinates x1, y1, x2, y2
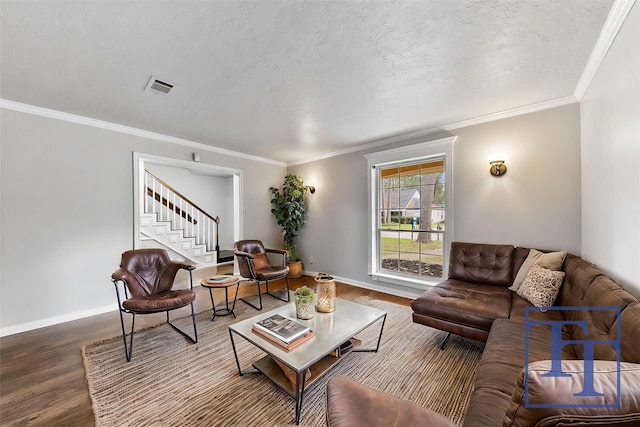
(234, 250, 255, 259)
(265, 248, 289, 265)
(111, 267, 128, 281)
(503, 360, 640, 427)
(265, 248, 288, 256)
(172, 261, 195, 271)
(327, 377, 455, 427)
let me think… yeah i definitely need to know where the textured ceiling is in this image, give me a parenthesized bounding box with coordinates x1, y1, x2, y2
(0, 1, 613, 164)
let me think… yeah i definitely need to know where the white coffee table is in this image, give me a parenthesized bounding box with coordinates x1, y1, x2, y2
(228, 297, 387, 424)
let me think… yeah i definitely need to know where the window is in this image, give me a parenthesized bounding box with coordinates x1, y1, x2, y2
(365, 137, 455, 289)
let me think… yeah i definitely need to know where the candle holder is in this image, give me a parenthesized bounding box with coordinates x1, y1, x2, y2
(315, 273, 336, 313)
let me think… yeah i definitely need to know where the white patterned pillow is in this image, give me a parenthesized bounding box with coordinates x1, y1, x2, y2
(517, 263, 565, 309)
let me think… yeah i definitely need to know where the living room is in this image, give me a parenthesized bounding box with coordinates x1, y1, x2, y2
(1, 1, 639, 425)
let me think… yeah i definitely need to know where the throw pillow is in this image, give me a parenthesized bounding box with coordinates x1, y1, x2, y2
(251, 253, 271, 270)
(536, 250, 567, 271)
(510, 249, 567, 292)
(517, 263, 565, 309)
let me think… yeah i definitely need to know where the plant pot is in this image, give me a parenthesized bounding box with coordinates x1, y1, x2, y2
(288, 260, 303, 278)
(295, 299, 315, 319)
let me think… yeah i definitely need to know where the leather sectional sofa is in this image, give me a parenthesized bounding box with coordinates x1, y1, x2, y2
(326, 242, 640, 426)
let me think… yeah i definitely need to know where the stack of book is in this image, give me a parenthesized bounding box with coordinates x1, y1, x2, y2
(330, 340, 354, 357)
(252, 314, 315, 351)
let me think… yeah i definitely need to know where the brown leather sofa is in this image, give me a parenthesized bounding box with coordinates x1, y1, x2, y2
(326, 242, 640, 426)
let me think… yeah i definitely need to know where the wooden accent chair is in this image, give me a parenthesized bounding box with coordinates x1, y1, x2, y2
(111, 248, 197, 361)
(234, 240, 290, 310)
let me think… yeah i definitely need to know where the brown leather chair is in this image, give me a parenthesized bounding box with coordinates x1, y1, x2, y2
(326, 377, 455, 427)
(111, 248, 197, 361)
(234, 240, 290, 310)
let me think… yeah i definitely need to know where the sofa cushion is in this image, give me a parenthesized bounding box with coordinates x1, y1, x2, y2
(464, 318, 576, 427)
(411, 280, 511, 333)
(560, 271, 640, 361)
(512, 247, 531, 281)
(620, 303, 640, 363)
(509, 293, 564, 321)
(516, 264, 565, 308)
(557, 254, 604, 307)
(448, 242, 515, 287)
(251, 252, 271, 271)
(510, 249, 567, 292)
(503, 360, 640, 427)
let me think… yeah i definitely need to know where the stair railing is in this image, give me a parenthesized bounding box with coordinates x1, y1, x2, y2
(144, 170, 217, 252)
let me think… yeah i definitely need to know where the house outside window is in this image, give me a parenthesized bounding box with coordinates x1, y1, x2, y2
(365, 137, 455, 289)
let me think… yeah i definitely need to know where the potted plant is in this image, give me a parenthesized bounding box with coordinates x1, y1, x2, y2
(294, 286, 317, 319)
(269, 174, 313, 278)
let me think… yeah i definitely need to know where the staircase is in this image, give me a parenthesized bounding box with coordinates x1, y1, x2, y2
(140, 213, 217, 264)
(140, 170, 231, 265)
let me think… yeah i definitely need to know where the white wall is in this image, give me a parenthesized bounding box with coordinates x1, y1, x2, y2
(0, 108, 286, 334)
(289, 103, 582, 297)
(581, 3, 640, 296)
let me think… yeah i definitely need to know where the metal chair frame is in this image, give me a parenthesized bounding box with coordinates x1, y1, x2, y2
(236, 248, 290, 311)
(111, 267, 198, 362)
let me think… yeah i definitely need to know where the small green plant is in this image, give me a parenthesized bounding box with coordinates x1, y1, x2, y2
(269, 174, 312, 261)
(295, 286, 317, 304)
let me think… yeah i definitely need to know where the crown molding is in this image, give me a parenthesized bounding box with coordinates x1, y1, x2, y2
(2, 93, 578, 170)
(288, 95, 578, 166)
(0, 99, 287, 167)
(574, 0, 636, 100)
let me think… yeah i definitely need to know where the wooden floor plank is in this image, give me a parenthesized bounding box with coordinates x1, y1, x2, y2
(0, 272, 412, 426)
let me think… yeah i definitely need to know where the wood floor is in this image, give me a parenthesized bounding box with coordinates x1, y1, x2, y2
(0, 271, 411, 426)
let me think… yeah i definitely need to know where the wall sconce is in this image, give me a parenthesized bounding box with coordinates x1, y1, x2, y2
(488, 152, 507, 177)
(307, 186, 316, 194)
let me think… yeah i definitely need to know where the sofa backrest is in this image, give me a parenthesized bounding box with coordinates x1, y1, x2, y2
(559, 254, 640, 362)
(448, 242, 514, 287)
(512, 247, 531, 281)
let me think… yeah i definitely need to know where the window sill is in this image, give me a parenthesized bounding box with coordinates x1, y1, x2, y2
(370, 271, 441, 290)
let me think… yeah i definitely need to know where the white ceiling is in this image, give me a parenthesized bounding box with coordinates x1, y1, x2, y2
(0, 0, 614, 164)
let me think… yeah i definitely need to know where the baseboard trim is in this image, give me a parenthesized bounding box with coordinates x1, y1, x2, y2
(0, 303, 117, 337)
(1, 274, 424, 336)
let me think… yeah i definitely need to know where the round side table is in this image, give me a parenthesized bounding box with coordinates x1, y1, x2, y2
(200, 276, 240, 321)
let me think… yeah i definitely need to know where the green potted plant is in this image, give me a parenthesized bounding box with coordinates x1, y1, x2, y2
(294, 286, 317, 319)
(269, 174, 313, 278)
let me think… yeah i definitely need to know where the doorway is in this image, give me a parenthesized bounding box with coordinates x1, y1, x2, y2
(133, 152, 242, 264)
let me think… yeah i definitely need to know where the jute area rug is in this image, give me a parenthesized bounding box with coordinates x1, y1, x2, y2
(83, 295, 484, 426)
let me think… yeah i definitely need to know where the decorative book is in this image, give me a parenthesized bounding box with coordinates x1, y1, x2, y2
(252, 327, 316, 351)
(330, 339, 354, 357)
(253, 314, 310, 343)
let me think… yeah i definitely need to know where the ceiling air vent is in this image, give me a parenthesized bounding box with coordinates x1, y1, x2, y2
(145, 76, 174, 95)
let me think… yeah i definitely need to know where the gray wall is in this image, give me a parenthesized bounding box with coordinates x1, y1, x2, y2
(289, 103, 582, 296)
(581, 4, 640, 296)
(452, 104, 581, 251)
(0, 109, 286, 333)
